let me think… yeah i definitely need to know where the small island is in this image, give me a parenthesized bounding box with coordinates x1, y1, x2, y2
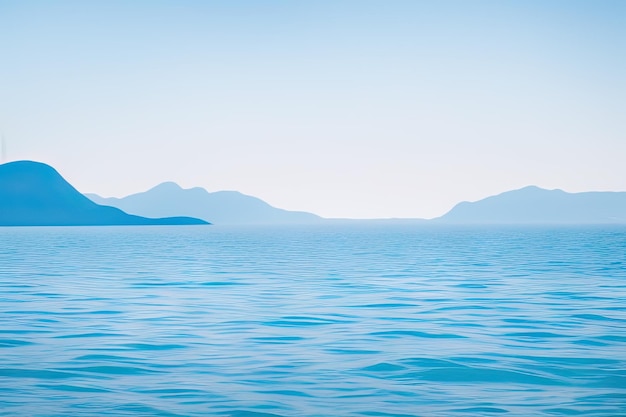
(0, 161, 208, 226)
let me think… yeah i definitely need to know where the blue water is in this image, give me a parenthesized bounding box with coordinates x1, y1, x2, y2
(1, 225, 625, 416)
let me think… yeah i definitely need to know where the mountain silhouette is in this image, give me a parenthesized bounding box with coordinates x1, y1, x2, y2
(436, 186, 626, 224)
(86, 182, 322, 225)
(0, 161, 208, 226)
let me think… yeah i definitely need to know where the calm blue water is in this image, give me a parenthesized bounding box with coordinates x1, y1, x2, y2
(1, 225, 625, 416)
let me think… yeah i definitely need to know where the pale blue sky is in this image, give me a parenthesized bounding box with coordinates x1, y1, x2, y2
(1, 0, 625, 218)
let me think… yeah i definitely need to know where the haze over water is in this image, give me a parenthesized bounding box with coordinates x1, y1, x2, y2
(1, 225, 625, 416)
(3, 1, 625, 218)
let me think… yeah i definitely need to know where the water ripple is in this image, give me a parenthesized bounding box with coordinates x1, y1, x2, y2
(1, 225, 625, 416)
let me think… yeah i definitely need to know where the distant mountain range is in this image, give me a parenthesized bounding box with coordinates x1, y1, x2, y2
(0, 161, 207, 226)
(435, 186, 626, 224)
(89, 183, 626, 226)
(86, 182, 322, 225)
(2, 160, 625, 227)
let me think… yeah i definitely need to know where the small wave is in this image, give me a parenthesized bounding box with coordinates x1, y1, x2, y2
(36, 383, 110, 393)
(0, 368, 80, 379)
(361, 362, 407, 372)
(372, 330, 465, 339)
(221, 411, 287, 417)
(415, 367, 565, 385)
(122, 343, 188, 351)
(60, 365, 160, 375)
(452, 406, 508, 413)
(0, 338, 33, 347)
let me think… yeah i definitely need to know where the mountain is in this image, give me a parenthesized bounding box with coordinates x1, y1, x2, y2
(0, 161, 208, 226)
(85, 182, 322, 225)
(435, 186, 626, 224)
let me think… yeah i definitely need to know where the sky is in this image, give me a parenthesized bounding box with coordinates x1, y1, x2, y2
(1, 0, 625, 219)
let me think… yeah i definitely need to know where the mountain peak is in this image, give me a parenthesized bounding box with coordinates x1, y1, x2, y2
(1, 160, 61, 177)
(517, 185, 544, 191)
(511, 185, 564, 193)
(150, 181, 184, 192)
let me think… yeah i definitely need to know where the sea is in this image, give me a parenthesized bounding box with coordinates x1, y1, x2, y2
(1, 225, 625, 416)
